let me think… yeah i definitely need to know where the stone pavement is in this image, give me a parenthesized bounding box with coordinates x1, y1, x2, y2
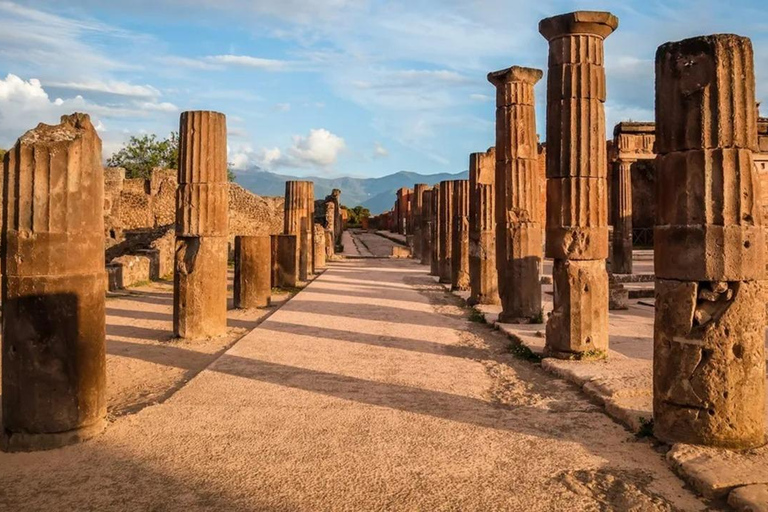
(0, 253, 706, 511)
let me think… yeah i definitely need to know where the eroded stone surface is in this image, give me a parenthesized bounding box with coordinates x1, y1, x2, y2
(468, 148, 499, 305)
(234, 236, 271, 309)
(438, 181, 454, 284)
(451, 179, 470, 291)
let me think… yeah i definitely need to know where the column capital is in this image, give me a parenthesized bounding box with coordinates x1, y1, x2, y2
(487, 66, 543, 87)
(539, 11, 618, 41)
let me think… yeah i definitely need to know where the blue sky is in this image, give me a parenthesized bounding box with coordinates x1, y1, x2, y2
(1, 0, 767, 179)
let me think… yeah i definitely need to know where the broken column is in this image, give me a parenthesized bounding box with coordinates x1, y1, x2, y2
(540, 12, 617, 358)
(314, 222, 327, 270)
(2, 113, 107, 451)
(468, 148, 500, 305)
(174, 111, 229, 339)
(653, 34, 765, 448)
(412, 183, 428, 260)
(430, 184, 441, 276)
(451, 179, 470, 291)
(421, 188, 434, 266)
(284, 181, 312, 281)
(274, 234, 299, 288)
(438, 180, 455, 283)
(234, 235, 271, 309)
(396, 187, 412, 235)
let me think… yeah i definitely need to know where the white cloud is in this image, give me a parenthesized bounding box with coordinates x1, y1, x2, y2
(373, 142, 388, 159)
(205, 54, 289, 71)
(230, 128, 346, 171)
(46, 80, 161, 98)
(273, 102, 291, 112)
(136, 101, 178, 112)
(470, 93, 492, 102)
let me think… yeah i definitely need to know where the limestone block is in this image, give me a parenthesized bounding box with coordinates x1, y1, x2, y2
(656, 35, 758, 154)
(729, 484, 768, 511)
(545, 259, 609, 357)
(654, 225, 764, 281)
(110, 254, 152, 288)
(656, 149, 761, 227)
(234, 236, 271, 309)
(546, 177, 608, 260)
(654, 279, 766, 448)
(173, 236, 228, 339)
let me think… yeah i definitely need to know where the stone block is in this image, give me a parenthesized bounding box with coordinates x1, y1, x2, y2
(654, 224, 764, 281)
(545, 259, 608, 357)
(175, 183, 229, 237)
(110, 254, 152, 288)
(654, 279, 766, 448)
(497, 222, 542, 321)
(545, 98, 608, 178)
(656, 34, 758, 154)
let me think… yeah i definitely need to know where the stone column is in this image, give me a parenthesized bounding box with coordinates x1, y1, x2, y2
(540, 12, 617, 358)
(412, 183, 427, 260)
(451, 179, 470, 291)
(324, 201, 336, 256)
(275, 234, 299, 287)
(284, 181, 312, 281)
(430, 185, 441, 276)
(174, 111, 229, 339)
(306, 182, 315, 274)
(611, 159, 634, 274)
(653, 34, 765, 449)
(314, 223, 327, 270)
(234, 235, 271, 309)
(468, 148, 500, 305)
(488, 66, 544, 321)
(420, 188, 433, 266)
(438, 180, 455, 283)
(2, 113, 106, 451)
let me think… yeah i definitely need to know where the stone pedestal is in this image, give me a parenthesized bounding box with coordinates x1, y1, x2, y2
(540, 12, 617, 357)
(174, 111, 228, 339)
(451, 180, 470, 291)
(612, 159, 633, 274)
(2, 113, 107, 451)
(284, 181, 313, 282)
(468, 148, 500, 305)
(438, 181, 454, 283)
(234, 236, 271, 309)
(488, 66, 543, 320)
(653, 34, 765, 449)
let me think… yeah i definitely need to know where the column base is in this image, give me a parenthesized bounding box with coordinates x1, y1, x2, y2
(2, 417, 106, 453)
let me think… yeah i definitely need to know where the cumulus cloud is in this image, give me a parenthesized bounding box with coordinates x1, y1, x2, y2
(230, 128, 346, 171)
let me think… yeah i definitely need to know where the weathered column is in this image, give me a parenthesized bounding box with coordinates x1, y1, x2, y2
(611, 159, 634, 274)
(174, 111, 228, 339)
(234, 235, 271, 309)
(469, 148, 500, 305)
(420, 188, 432, 265)
(324, 201, 336, 257)
(430, 185, 441, 276)
(653, 34, 765, 448)
(2, 113, 106, 451)
(438, 180, 455, 283)
(314, 223, 327, 270)
(284, 181, 312, 281)
(275, 234, 299, 287)
(412, 183, 428, 260)
(306, 182, 315, 274)
(451, 179, 470, 291)
(540, 12, 617, 358)
(396, 187, 411, 235)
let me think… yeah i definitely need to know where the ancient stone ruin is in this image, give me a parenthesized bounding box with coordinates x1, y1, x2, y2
(653, 34, 766, 448)
(540, 11, 617, 359)
(468, 148, 499, 305)
(234, 235, 271, 309)
(438, 180, 455, 284)
(451, 180, 470, 291)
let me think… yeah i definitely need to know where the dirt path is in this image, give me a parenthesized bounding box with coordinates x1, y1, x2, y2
(0, 257, 709, 511)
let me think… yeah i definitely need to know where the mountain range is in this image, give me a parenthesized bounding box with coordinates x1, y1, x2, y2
(234, 168, 469, 215)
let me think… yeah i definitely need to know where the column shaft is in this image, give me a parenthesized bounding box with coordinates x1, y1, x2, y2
(451, 180, 470, 291)
(611, 159, 633, 274)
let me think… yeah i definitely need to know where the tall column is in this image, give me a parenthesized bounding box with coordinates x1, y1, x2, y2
(451, 180, 470, 291)
(284, 181, 312, 281)
(412, 183, 427, 260)
(174, 111, 228, 339)
(234, 235, 271, 309)
(488, 66, 543, 321)
(540, 11, 617, 358)
(314, 223, 327, 270)
(438, 180, 455, 283)
(469, 148, 500, 305)
(306, 182, 315, 274)
(420, 188, 434, 266)
(611, 159, 634, 274)
(2, 113, 106, 451)
(430, 184, 441, 276)
(654, 34, 765, 448)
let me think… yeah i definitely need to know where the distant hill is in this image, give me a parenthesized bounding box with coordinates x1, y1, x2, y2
(234, 168, 469, 214)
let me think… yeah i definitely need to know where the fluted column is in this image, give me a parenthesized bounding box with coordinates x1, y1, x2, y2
(438, 180, 455, 283)
(488, 66, 543, 321)
(430, 184, 441, 276)
(611, 159, 634, 274)
(540, 11, 617, 358)
(412, 183, 428, 260)
(451, 179, 470, 291)
(2, 113, 106, 451)
(653, 34, 765, 448)
(174, 111, 229, 339)
(306, 182, 315, 274)
(469, 148, 500, 305)
(421, 188, 434, 266)
(284, 181, 312, 281)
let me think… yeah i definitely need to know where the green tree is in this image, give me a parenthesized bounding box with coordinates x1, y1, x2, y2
(107, 132, 179, 179)
(0, 148, 6, 161)
(344, 205, 371, 227)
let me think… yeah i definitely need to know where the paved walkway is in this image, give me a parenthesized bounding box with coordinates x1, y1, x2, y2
(0, 243, 706, 510)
